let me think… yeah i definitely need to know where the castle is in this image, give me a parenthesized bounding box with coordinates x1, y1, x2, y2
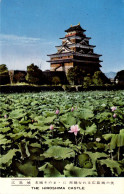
(47, 23, 102, 74)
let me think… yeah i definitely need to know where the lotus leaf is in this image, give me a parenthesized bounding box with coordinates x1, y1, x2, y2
(42, 146, 75, 160)
(0, 149, 19, 167)
(64, 163, 97, 177)
(79, 109, 94, 120)
(85, 124, 97, 135)
(85, 151, 108, 169)
(15, 161, 38, 177)
(99, 159, 122, 175)
(39, 163, 64, 177)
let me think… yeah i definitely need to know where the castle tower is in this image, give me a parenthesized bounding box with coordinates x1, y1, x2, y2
(47, 24, 102, 74)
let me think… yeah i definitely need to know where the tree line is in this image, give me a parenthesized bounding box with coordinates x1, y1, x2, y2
(0, 64, 62, 85)
(0, 63, 124, 86)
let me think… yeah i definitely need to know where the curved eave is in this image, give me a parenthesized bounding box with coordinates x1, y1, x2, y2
(55, 44, 96, 50)
(65, 29, 86, 32)
(47, 58, 102, 64)
(60, 36, 91, 40)
(47, 52, 73, 56)
(76, 53, 102, 57)
(47, 52, 102, 58)
(55, 44, 95, 47)
(65, 27, 86, 32)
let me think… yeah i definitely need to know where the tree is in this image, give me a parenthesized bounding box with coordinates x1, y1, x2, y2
(83, 76, 93, 88)
(25, 63, 43, 85)
(115, 70, 124, 84)
(0, 64, 10, 85)
(0, 64, 8, 73)
(92, 71, 110, 86)
(67, 66, 86, 85)
(67, 66, 110, 87)
(14, 71, 26, 83)
(52, 76, 61, 85)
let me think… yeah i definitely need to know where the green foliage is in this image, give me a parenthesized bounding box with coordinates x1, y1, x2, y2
(103, 130, 124, 149)
(115, 70, 124, 84)
(85, 152, 108, 169)
(92, 71, 108, 86)
(79, 108, 94, 120)
(13, 72, 26, 83)
(0, 149, 19, 168)
(0, 64, 10, 85)
(42, 146, 75, 160)
(85, 124, 97, 135)
(39, 163, 64, 177)
(9, 109, 25, 119)
(60, 113, 77, 128)
(64, 163, 97, 177)
(15, 161, 38, 177)
(83, 76, 93, 88)
(99, 159, 122, 176)
(52, 76, 61, 85)
(67, 66, 86, 85)
(67, 67, 110, 87)
(0, 64, 8, 74)
(78, 153, 92, 168)
(26, 63, 43, 84)
(0, 91, 124, 177)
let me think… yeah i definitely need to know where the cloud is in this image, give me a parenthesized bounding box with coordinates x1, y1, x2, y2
(0, 34, 40, 41)
(0, 34, 45, 46)
(0, 34, 56, 71)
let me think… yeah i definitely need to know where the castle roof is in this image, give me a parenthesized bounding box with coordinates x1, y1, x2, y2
(55, 43, 96, 49)
(60, 36, 91, 40)
(47, 58, 102, 66)
(65, 24, 86, 32)
(47, 51, 102, 58)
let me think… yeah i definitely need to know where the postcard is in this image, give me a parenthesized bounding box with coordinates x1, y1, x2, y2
(0, 0, 124, 194)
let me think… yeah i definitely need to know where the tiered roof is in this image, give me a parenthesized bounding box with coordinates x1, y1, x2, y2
(65, 24, 86, 32)
(47, 24, 102, 70)
(60, 36, 91, 40)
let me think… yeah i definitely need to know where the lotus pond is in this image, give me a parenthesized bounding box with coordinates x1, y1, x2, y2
(0, 91, 124, 177)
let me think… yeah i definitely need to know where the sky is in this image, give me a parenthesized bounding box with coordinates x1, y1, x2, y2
(0, 0, 124, 73)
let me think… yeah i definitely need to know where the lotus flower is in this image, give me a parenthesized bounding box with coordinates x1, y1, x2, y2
(71, 107, 74, 112)
(113, 113, 117, 118)
(50, 125, 54, 130)
(4, 114, 7, 118)
(55, 109, 59, 114)
(111, 106, 117, 112)
(68, 125, 80, 136)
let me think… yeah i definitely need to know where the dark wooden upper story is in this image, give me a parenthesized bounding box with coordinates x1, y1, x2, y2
(65, 24, 86, 32)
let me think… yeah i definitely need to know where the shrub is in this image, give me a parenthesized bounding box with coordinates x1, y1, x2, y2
(52, 76, 61, 85)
